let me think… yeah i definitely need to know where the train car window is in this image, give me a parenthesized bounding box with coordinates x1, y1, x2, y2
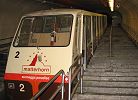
(32, 17, 44, 33)
(43, 16, 55, 33)
(20, 18, 33, 34)
(14, 18, 33, 46)
(13, 15, 73, 47)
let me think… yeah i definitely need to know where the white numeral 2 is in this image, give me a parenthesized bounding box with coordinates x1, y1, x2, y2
(19, 84, 25, 92)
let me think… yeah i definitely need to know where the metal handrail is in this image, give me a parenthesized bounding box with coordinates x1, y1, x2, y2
(109, 25, 112, 57)
(30, 70, 65, 100)
(68, 54, 83, 100)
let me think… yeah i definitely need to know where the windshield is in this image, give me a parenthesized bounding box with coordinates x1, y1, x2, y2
(14, 14, 73, 47)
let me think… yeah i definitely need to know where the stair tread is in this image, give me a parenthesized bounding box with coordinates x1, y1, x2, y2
(79, 87, 138, 95)
(83, 76, 138, 81)
(84, 72, 138, 76)
(73, 94, 138, 100)
(82, 81, 138, 88)
(85, 68, 138, 73)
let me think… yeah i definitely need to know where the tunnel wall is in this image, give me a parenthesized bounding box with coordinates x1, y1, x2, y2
(1, 0, 138, 45)
(0, 0, 54, 39)
(119, 0, 138, 45)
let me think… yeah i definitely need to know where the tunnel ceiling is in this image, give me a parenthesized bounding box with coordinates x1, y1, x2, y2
(35, 0, 111, 14)
(1, 0, 138, 16)
(34, 0, 138, 17)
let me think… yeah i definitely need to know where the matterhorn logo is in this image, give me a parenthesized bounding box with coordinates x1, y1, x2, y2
(22, 54, 51, 74)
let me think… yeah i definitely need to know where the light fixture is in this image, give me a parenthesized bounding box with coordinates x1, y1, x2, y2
(108, 0, 114, 11)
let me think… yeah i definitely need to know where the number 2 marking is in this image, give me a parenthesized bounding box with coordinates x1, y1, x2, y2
(19, 84, 25, 92)
(15, 51, 20, 58)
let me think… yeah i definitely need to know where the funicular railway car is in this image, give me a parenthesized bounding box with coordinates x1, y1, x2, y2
(4, 9, 107, 100)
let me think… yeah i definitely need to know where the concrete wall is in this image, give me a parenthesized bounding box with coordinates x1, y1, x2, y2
(0, 0, 52, 39)
(118, 0, 138, 45)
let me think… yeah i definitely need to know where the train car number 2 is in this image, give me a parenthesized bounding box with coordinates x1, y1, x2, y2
(19, 84, 25, 92)
(15, 51, 20, 58)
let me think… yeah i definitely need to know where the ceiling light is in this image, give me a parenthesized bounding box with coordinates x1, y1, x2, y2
(108, 0, 114, 11)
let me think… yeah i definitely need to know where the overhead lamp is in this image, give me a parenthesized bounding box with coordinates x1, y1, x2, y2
(108, 0, 114, 11)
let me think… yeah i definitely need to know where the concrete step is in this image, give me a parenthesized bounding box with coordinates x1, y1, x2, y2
(86, 66, 138, 73)
(84, 72, 138, 77)
(91, 56, 138, 60)
(78, 87, 138, 95)
(93, 54, 138, 58)
(91, 59, 138, 63)
(96, 49, 138, 53)
(88, 64, 138, 69)
(96, 47, 138, 51)
(83, 76, 138, 82)
(98, 43, 136, 46)
(93, 53, 138, 58)
(98, 42, 136, 45)
(82, 81, 138, 88)
(73, 94, 138, 100)
(94, 51, 138, 55)
(112, 52, 138, 55)
(88, 62, 138, 69)
(86, 68, 138, 73)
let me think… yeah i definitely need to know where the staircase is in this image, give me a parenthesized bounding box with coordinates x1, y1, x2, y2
(73, 26, 138, 100)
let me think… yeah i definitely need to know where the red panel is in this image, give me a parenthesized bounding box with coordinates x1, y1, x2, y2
(4, 73, 69, 83)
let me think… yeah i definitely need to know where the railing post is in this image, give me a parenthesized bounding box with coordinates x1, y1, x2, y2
(68, 54, 83, 99)
(81, 55, 84, 94)
(109, 25, 112, 57)
(80, 64, 83, 94)
(61, 73, 64, 100)
(68, 68, 71, 100)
